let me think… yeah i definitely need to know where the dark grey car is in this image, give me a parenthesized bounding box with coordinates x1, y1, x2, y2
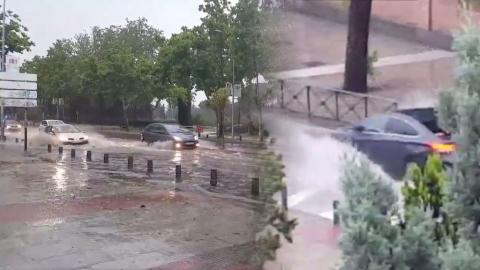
(141, 123, 199, 149)
(333, 109, 454, 179)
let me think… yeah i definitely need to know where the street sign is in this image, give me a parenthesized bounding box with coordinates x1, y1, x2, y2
(233, 84, 241, 97)
(0, 72, 37, 82)
(0, 90, 37, 99)
(0, 99, 37, 108)
(0, 80, 37, 90)
(0, 72, 38, 108)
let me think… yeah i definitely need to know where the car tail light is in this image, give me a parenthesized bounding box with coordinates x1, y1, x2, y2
(430, 142, 455, 154)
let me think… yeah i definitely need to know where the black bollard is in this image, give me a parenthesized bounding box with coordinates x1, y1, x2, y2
(59, 146, 63, 154)
(239, 135, 242, 141)
(103, 153, 109, 163)
(251, 177, 260, 196)
(206, 134, 209, 139)
(333, 200, 340, 226)
(86, 151, 92, 162)
(147, 160, 153, 173)
(71, 149, 76, 158)
(128, 156, 133, 170)
(175, 165, 182, 182)
(47, 144, 52, 153)
(15, 138, 18, 143)
(24, 127, 27, 152)
(210, 169, 218, 186)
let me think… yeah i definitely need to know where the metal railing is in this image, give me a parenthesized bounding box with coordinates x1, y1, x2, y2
(276, 80, 399, 123)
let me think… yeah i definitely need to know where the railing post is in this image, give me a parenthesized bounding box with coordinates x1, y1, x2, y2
(364, 96, 368, 117)
(335, 91, 340, 121)
(280, 80, 285, 109)
(307, 85, 311, 118)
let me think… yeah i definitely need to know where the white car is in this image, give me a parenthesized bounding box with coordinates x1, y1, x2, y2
(39, 119, 65, 132)
(45, 124, 89, 145)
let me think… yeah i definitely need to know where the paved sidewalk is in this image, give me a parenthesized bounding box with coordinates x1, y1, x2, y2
(272, 50, 454, 80)
(264, 210, 341, 270)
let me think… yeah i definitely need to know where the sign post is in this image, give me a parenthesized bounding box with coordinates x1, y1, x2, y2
(0, 98, 4, 141)
(0, 72, 37, 150)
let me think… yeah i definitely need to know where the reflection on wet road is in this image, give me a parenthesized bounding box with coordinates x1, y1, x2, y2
(0, 127, 268, 269)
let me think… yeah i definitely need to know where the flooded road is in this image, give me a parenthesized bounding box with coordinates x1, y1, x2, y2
(0, 126, 268, 270)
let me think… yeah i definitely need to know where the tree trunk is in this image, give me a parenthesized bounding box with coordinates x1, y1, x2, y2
(216, 108, 225, 139)
(177, 98, 192, 126)
(121, 97, 130, 131)
(343, 0, 372, 93)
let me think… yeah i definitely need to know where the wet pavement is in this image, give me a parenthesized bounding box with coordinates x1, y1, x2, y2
(0, 127, 270, 270)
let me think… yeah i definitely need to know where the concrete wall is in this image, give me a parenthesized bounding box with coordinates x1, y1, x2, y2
(285, 0, 480, 50)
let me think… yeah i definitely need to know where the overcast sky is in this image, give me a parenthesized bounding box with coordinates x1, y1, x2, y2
(8, 0, 205, 61)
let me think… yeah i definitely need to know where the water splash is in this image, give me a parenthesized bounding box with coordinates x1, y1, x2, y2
(266, 114, 397, 217)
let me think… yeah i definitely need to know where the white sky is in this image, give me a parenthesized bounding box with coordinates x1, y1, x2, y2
(8, 0, 204, 61)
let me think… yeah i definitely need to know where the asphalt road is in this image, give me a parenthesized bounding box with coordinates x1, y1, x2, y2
(0, 126, 270, 270)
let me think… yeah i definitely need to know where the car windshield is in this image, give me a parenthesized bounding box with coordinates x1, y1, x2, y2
(53, 125, 81, 133)
(165, 125, 191, 134)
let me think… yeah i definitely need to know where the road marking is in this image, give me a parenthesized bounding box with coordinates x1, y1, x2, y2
(271, 50, 454, 80)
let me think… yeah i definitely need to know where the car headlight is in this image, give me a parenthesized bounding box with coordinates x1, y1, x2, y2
(58, 135, 68, 142)
(83, 135, 89, 140)
(194, 135, 198, 140)
(172, 136, 182, 142)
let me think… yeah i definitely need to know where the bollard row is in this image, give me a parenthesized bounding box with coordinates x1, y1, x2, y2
(46, 146, 267, 197)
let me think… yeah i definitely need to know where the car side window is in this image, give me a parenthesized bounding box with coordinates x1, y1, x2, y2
(359, 115, 388, 133)
(42, 121, 47, 126)
(385, 118, 418, 136)
(149, 124, 166, 134)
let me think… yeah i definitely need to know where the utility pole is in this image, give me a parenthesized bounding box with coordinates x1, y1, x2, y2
(231, 58, 234, 139)
(0, 0, 6, 142)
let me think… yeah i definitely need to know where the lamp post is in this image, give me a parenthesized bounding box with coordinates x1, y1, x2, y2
(0, 0, 6, 141)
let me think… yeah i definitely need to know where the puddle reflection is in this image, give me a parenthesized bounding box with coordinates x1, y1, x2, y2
(53, 155, 68, 191)
(172, 150, 182, 163)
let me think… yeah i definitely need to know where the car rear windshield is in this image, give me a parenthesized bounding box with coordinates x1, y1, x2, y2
(53, 125, 81, 133)
(49, 120, 64, 125)
(397, 108, 445, 134)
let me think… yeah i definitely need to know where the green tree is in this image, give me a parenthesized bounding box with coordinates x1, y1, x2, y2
(402, 155, 447, 218)
(22, 18, 165, 127)
(1, 7, 35, 56)
(338, 154, 441, 270)
(208, 88, 229, 140)
(438, 22, 480, 245)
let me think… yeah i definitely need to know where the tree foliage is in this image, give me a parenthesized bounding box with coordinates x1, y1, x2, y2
(402, 155, 447, 218)
(1, 7, 34, 56)
(338, 154, 441, 270)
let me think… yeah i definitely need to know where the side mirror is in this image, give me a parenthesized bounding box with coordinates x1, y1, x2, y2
(353, 125, 365, 132)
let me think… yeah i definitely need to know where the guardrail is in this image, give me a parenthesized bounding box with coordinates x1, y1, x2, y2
(275, 80, 399, 123)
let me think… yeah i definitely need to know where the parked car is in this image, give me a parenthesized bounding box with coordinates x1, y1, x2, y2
(44, 124, 89, 145)
(332, 108, 454, 179)
(141, 123, 199, 149)
(39, 119, 65, 132)
(4, 120, 22, 132)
